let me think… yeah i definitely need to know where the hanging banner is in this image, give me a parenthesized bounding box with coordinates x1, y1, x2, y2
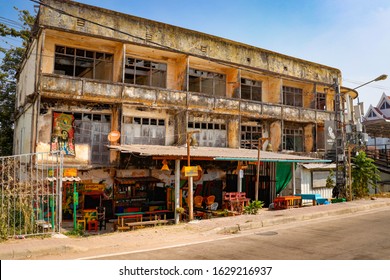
(51, 112, 76, 156)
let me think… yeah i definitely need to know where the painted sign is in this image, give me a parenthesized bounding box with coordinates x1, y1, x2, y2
(63, 168, 77, 177)
(184, 166, 198, 177)
(83, 183, 105, 192)
(51, 112, 75, 156)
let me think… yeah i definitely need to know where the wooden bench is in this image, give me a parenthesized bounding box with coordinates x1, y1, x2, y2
(114, 214, 143, 231)
(223, 192, 250, 213)
(294, 194, 324, 206)
(125, 219, 169, 230)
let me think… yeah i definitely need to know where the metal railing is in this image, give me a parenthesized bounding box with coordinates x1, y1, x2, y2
(366, 145, 390, 169)
(0, 152, 63, 239)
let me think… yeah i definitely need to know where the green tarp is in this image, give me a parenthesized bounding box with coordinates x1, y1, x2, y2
(275, 162, 293, 194)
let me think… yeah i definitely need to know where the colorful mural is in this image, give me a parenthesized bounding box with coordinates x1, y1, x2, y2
(51, 112, 75, 156)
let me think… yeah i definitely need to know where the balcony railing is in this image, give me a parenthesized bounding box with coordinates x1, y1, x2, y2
(39, 74, 335, 123)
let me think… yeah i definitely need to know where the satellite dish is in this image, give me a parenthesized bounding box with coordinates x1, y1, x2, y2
(108, 130, 120, 142)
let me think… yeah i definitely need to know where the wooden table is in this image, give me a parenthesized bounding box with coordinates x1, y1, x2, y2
(294, 194, 322, 206)
(273, 196, 302, 210)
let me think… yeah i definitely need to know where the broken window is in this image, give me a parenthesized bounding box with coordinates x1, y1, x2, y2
(54, 45, 113, 81)
(241, 124, 262, 149)
(122, 116, 165, 145)
(124, 57, 167, 88)
(316, 92, 327, 110)
(188, 121, 227, 147)
(188, 68, 226, 96)
(283, 126, 303, 152)
(241, 78, 262, 101)
(283, 86, 302, 107)
(72, 112, 111, 164)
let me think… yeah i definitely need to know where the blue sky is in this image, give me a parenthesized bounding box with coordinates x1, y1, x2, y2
(1, 0, 390, 112)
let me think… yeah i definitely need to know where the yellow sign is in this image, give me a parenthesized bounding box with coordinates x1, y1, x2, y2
(184, 166, 198, 177)
(63, 168, 77, 177)
(83, 183, 105, 192)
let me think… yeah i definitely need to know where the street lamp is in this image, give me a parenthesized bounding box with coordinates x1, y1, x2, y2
(186, 130, 199, 221)
(255, 137, 270, 201)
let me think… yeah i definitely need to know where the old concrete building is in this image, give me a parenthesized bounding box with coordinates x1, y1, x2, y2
(14, 0, 357, 220)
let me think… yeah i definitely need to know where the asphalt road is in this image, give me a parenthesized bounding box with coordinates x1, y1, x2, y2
(92, 208, 390, 260)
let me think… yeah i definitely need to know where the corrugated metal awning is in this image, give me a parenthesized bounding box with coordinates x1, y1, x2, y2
(108, 144, 331, 163)
(301, 163, 336, 170)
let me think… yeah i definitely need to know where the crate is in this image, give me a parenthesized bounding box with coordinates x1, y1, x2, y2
(331, 198, 346, 203)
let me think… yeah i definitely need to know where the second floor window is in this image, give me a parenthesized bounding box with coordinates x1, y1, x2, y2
(54, 45, 113, 81)
(283, 86, 303, 107)
(188, 68, 226, 96)
(241, 78, 262, 101)
(316, 92, 326, 110)
(124, 57, 167, 88)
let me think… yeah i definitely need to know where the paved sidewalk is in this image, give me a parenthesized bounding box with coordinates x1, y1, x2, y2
(1, 197, 390, 260)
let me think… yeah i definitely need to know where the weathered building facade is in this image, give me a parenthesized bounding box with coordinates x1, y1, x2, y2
(14, 0, 357, 218)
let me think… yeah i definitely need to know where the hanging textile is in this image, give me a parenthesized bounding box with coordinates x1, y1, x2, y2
(275, 162, 293, 194)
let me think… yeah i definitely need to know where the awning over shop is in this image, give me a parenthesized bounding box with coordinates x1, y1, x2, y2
(301, 163, 336, 170)
(108, 144, 331, 163)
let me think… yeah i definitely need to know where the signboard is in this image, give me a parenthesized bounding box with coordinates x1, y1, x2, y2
(83, 183, 105, 192)
(325, 120, 336, 152)
(64, 168, 77, 177)
(184, 166, 198, 177)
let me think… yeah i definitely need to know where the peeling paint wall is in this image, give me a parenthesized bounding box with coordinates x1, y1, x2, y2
(304, 123, 314, 152)
(270, 121, 282, 151)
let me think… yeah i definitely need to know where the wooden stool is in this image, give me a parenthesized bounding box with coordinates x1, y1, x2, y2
(77, 219, 86, 230)
(87, 220, 98, 231)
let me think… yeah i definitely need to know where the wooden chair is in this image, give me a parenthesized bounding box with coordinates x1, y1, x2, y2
(205, 195, 215, 207)
(194, 196, 204, 208)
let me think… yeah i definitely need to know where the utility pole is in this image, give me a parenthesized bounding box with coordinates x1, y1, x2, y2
(255, 137, 270, 201)
(186, 130, 199, 221)
(334, 78, 347, 198)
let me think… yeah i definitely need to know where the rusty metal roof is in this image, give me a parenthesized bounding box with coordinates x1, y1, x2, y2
(108, 144, 330, 163)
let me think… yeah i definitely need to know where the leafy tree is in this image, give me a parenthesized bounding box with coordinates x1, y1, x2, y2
(351, 151, 380, 198)
(0, 8, 35, 156)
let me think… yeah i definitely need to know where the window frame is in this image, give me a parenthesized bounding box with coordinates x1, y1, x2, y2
(283, 126, 304, 152)
(240, 78, 262, 101)
(124, 57, 167, 88)
(54, 45, 113, 81)
(188, 68, 226, 96)
(283, 86, 303, 107)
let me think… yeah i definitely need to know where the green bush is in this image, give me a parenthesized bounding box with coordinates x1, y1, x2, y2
(243, 200, 264, 215)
